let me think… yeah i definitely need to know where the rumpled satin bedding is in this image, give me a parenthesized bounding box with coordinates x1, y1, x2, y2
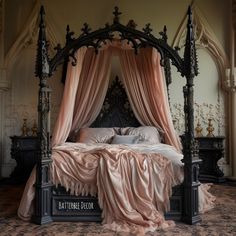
(17, 142, 215, 234)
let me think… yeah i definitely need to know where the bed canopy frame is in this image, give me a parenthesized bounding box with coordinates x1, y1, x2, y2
(33, 6, 201, 225)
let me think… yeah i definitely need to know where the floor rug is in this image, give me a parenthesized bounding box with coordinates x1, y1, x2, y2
(0, 183, 235, 235)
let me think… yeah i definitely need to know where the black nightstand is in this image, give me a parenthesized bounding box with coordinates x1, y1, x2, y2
(10, 136, 38, 183)
(195, 136, 225, 183)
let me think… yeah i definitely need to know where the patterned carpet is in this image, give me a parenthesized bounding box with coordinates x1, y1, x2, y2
(0, 182, 236, 236)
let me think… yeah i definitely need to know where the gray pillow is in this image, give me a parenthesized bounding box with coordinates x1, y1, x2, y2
(120, 126, 163, 144)
(111, 135, 140, 144)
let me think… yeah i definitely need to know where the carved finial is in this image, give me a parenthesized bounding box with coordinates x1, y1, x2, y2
(35, 5, 50, 80)
(174, 46, 180, 51)
(143, 23, 153, 35)
(113, 6, 122, 23)
(66, 25, 70, 34)
(163, 25, 167, 33)
(127, 20, 137, 29)
(39, 5, 45, 25)
(66, 25, 70, 42)
(66, 25, 75, 44)
(183, 5, 198, 78)
(159, 25, 168, 42)
(188, 5, 193, 23)
(81, 23, 91, 35)
(54, 44, 62, 53)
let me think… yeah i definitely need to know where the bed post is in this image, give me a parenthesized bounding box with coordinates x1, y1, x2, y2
(181, 6, 201, 224)
(61, 25, 71, 84)
(160, 26, 172, 104)
(31, 6, 53, 224)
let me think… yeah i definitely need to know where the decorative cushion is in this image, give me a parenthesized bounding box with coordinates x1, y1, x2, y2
(120, 126, 163, 144)
(75, 127, 117, 143)
(111, 135, 140, 144)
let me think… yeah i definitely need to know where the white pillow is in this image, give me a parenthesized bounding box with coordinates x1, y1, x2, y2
(111, 135, 140, 144)
(120, 126, 163, 144)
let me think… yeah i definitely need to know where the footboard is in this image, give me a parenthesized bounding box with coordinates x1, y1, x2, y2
(52, 185, 102, 222)
(52, 184, 183, 222)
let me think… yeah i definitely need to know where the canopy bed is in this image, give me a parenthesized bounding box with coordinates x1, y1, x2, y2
(17, 5, 215, 232)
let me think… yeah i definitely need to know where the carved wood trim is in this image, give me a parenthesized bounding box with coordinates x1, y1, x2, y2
(48, 7, 184, 77)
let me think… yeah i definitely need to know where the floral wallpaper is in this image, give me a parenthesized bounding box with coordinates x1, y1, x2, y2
(170, 102, 225, 137)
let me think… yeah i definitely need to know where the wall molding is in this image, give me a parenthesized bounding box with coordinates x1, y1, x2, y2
(4, 0, 60, 72)
(172, 3, 230, 91)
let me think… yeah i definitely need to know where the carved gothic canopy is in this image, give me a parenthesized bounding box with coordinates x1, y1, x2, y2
(35, 6, 198, 80)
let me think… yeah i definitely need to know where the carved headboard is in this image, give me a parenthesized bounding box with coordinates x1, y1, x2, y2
(91, 76, 140, 128)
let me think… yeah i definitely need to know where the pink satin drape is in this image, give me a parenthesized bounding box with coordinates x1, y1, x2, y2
(52, 48, 111, 147)
(52, 47, 87, 147)
(119, 48, 181, 151)
(52, 42, 180, 152)
(71, 49, 111, 132)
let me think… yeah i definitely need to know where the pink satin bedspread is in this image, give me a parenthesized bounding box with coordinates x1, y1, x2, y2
(17, 143, 215, 234)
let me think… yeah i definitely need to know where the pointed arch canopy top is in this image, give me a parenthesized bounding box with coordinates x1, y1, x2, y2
(36, 6, 186, 78)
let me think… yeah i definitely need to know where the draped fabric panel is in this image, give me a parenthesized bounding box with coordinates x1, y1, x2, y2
(71, 49, 112, 132)
(119, 47, 181, 152)
(51, 42, 181, 152)
(52, 47, 87, 147)
(52, 48, 112, 147)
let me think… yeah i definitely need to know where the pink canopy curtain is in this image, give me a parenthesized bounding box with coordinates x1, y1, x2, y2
(52, 47, 87, 147)
(52, 48, 112, 147)
(52, 41, 180, 151)
(118, 47, 181, 152)
(71, 49, 112, 132)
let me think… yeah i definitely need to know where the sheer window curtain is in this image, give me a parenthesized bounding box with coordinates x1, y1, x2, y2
(52, 48, 112, 147)
(119, 47, 181, 152)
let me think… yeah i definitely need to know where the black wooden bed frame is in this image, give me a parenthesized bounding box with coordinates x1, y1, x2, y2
(32, 6, 201, 225)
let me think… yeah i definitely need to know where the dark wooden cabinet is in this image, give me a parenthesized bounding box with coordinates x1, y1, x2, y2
(195, 136, 225, 183)
(10, 136, 38, 183)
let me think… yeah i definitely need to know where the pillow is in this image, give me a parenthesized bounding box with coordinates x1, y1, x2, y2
(75, 127, 117, 144)
(111, 135, 140, 144)
(120, 126, 163, 144)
